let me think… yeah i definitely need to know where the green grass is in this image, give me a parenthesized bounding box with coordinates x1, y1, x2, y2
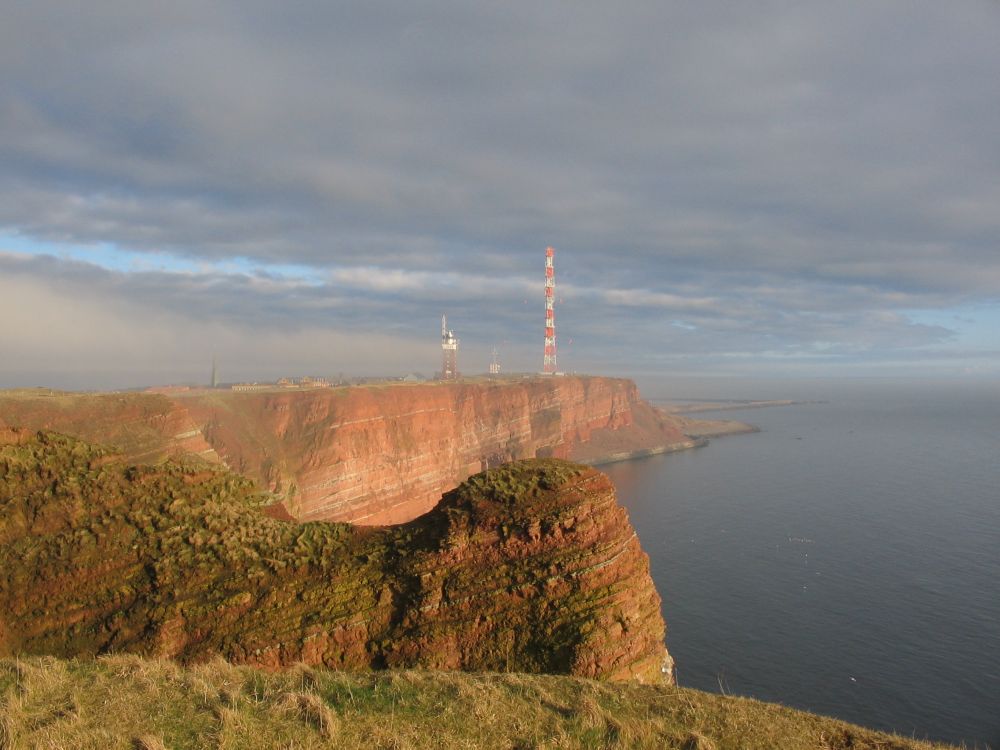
(0, 655, 956, 750)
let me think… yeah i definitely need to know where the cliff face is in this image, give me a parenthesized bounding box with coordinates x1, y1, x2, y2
(0, 390, 220, 465)
(0, 377, 694, 526)
(184, 376, 690, 524)
(0, 431, 671, 684)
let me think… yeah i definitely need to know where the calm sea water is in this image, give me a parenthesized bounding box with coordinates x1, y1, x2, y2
(602, 379, 1000, 747)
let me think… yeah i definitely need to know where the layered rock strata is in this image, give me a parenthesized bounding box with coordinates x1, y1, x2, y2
(0, 431, 671, 683)
(0, 377, 705, 525)
(181, 376, 693, 524)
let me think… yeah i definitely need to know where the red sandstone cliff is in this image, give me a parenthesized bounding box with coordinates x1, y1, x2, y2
(0, 377, 700, 526)
(182, 377, 693, 524)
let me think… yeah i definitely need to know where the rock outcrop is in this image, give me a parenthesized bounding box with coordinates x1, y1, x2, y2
(0, 431, 671, 684)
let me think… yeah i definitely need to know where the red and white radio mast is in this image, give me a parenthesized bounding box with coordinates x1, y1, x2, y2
(543, 247, 557, 374)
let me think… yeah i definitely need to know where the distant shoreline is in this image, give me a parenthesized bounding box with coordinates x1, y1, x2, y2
(585, 438, 707, 466)
(656, 399, 822, 414)
(585, 419, 760, 467)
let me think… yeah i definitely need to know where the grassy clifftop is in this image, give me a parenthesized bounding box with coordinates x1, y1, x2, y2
(0, 655, 952, 749)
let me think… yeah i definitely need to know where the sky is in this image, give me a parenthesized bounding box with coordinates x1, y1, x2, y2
(2, 1, 999, 389)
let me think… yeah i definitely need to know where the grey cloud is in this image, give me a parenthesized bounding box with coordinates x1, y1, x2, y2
(2, 2, 999, 382)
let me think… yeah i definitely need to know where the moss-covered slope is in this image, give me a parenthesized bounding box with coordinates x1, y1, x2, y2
(0, 430, 667, 682)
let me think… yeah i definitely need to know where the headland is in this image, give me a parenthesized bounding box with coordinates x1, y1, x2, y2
(0, 375, 753, 525)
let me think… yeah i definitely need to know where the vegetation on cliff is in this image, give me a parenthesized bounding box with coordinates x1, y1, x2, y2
(0, 655, 954, 749)
(0, 430, 666, 681)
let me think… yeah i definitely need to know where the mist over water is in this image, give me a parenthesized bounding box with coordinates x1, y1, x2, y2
(604, 379, 1000, 747)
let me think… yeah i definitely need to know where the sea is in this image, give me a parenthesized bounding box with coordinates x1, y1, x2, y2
(600, 378, 1000, 748)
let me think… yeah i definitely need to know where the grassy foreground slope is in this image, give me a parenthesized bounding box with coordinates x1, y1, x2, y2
(0, 656, 952, 750)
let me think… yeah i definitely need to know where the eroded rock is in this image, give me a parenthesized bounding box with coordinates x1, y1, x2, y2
(0, 433, 671, 683)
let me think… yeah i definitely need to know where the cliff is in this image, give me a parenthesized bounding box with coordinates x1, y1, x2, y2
(0, 376, 703, 526)
(0, 389, 221, 465)
(182, 376, 696, 524)
(0, 431, 670, 683)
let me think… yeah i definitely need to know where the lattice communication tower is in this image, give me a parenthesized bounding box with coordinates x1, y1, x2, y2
(543, 247, 557, 373)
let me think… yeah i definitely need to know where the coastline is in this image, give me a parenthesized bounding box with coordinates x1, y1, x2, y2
(584, 418, 760, 467)
(658, 399, 821, 414)
(680, 419, 761, 439)
(584, 438, 707, 466)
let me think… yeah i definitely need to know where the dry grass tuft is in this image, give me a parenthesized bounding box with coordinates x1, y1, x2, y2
(289, 662, 319, 691)
(133, 734, 168, 750)
(573, 693, 605, 730)
(604, 714, 651, 749)
(818, 727, 916, 750)
(679, 731, 718, 750)
(364, 728, 416, 750)
(0, 661, 26, 696)
(278, 690, 339, 740)
(1, 714, 13, 750)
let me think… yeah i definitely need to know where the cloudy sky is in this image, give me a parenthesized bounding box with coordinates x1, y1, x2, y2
(2, 2, 998, 389)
